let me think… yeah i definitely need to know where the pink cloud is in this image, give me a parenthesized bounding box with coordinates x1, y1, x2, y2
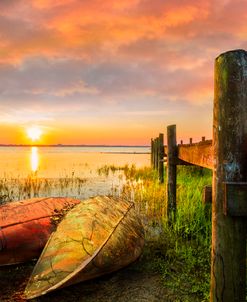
(0, 0, 246, 65)
(0, 0, 246, 142)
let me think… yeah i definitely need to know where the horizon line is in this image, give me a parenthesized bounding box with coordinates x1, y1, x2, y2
(0, 144, 150, 147)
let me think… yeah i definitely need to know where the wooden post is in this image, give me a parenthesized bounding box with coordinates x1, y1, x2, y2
(189, 138, 193, 144)
(153, 138, 156, 170)
(155, 137, 159, 171)
(151, 139, 154, 168)
(154, 138, 157, 170)
(158, 133, 164, 183)
(203, 185, 212, 219)
(202, 136, 205, 142)
(211, 50, 247, 302)
(180, 140, 183, 145)
(203, 185, 212, 204)
(166, 125, 177, 222)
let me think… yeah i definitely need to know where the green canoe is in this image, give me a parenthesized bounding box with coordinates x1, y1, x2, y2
(25, 196, 144, 299)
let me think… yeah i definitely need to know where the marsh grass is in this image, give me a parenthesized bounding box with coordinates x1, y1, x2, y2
(97, 165, 123, 176)
(0, 173, 87, 204)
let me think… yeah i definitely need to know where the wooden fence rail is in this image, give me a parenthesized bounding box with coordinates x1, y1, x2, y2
(151, 49, 247, 302)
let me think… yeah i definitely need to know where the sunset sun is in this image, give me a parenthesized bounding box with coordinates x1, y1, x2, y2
(26, 126, 43, 142)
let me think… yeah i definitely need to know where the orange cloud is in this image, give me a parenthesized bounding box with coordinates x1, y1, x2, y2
(0, 0, 211, 63)
(0, 0, 246, 144)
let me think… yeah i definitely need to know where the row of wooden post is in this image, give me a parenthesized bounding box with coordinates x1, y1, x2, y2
(150, 50, 247, 302)
(180, 136, 205, 145)
(151, 129, 208, 221)
(151, 133, 164, 183)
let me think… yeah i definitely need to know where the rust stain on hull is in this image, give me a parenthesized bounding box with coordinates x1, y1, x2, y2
(25, 196, 144, 299)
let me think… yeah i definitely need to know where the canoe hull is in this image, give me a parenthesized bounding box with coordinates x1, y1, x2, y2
(0, 197, 80, 266)
(25, 196, 144, 299)
(66, 203, 144, 287)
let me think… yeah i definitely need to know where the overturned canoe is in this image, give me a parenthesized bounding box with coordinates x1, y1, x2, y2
(25, 196, 144, 299)
(0, 197, 80, 266)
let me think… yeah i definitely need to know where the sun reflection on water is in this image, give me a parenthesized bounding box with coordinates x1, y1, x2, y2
(31, 146, 39, 172)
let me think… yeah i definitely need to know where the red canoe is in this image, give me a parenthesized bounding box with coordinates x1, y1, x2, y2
(0, 197, 81, 266)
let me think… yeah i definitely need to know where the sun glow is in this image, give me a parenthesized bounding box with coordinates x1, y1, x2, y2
(27, 126, 43, 142)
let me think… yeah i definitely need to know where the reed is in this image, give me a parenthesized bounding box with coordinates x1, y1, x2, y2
(97, 164, 124, 176)
(0, 173, 87, 204)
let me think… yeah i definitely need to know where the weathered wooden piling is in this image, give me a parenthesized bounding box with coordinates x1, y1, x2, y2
(151, 139, 154, 168)
(154, 138, 158, 170)
(156, 137, 160, 171)
(203, 185, 212, 204)
(166, 125, 177, 222)
(158, 133, 164, 183)
(211, 50, 247, 302)
(152, 138, 156, 170)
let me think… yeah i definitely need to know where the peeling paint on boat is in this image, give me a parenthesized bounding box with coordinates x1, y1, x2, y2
(0, 197, 81, 266)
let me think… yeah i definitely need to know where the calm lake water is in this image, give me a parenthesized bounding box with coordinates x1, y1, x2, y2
(0, 146, 150, 178)
(0, 146, 150, 201)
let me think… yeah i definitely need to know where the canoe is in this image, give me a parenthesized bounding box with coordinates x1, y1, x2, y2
(0, 197, 81, 266)
(25, 196, 144, 299)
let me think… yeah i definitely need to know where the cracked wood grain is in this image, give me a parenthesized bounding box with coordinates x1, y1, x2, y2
(25, 196, 144, 300)
(210, 49, 247, 302)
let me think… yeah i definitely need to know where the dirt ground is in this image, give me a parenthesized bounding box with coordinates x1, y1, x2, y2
(0, 251, 170, 302)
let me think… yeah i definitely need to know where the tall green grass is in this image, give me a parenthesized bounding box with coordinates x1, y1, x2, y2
(117, 164, 212, 301)
(164, 166, 212, 301)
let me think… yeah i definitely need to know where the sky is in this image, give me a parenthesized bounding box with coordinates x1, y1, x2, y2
(0, 0, 247, 145)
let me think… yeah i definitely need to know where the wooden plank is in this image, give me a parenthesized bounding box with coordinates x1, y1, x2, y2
(177, 140, 213, 169)
(210, 49, 247, 302)
(224, 182, 247, 216)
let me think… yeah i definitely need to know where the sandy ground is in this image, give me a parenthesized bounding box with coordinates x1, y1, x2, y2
(0, 251, 169, 302)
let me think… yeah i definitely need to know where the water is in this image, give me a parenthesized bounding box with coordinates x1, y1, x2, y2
(0, 146, 150, 178)
(0, 146, 150, 202)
